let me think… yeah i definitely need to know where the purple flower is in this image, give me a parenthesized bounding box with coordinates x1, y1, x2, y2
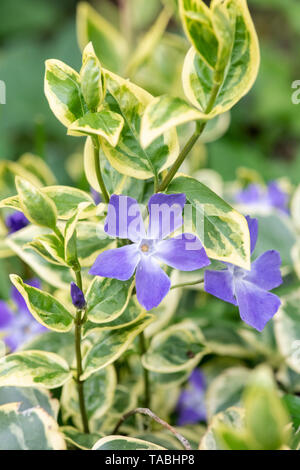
(70, 282, 86, 309)
(90, 188, 102, 205)
(177, 369, 206, 425)
(89, 194, 210, 310)
(204, 216, 282, 332)
(0, 279, 46, 351)
(5, 211, 29, 234)
(236, 182, 289, 214)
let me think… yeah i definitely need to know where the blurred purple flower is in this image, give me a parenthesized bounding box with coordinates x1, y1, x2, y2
(0, 279, 46, 351)
(5, 211, 29, 234)
(90, 188, 102, 205)
(90, 193, 210, 310)
(204, 216, 282, 332)
(70, 282, 86, 309)
(236, 182, 289, 214)
(177, 369, 206, 425)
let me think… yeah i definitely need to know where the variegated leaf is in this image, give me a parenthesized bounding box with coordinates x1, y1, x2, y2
(61, 426, 103, 450)
(86, 277, 134, 324)
(16, 177, 57, 230)
(83, 297, 145, 337)
(0, 403, 66, 450)
(142, 321, 209, 373)
(68, 106, 124, 147)
(168, 175, 251, 269)
(44, 59, 86, 127)
(101, 69, 179, 180)
(80, 42, 105, 111)
(82, 315, 154, 380)
(0, 350, 72, 389)
(6, 226, 72, 289)
(181, 0, 260, 117)
(1, 186, 95, 220)
(92, 435, 166, 450)
(141, 95, 205, 147)
(10, 274, 74, 332)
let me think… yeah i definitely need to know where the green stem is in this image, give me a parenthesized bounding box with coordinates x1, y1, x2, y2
(73, 267, 89, 434)
(139, 332, 150, 409)
(170, 278, 204, 290)
(74, 309, 90, 434)
(92, 137, 110, 204)
(157, 81, 222, 193)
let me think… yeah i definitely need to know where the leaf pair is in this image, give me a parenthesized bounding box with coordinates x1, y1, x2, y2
(140, 0, 260, 147)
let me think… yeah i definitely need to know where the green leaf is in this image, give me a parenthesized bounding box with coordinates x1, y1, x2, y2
(206, 367, 250, 421)
(76, 2, 128, 74)
(68, 106, 124, 147)
(142, 321, 209, 373)
(80, 42, 105, 111)
(82, 315, 154, 380)
(0, 350, 72, 389)
(15, 177, 57, 230)
(61, 426, 103, 450)
(0, 403, 66, 450)
(92, 436, 165, 450)
(83, 297, 145, 337)
(182, 0, 260, 118)
(61, 366, 116, 431)
(0, 386, 58, 419)
(6, 226, 72, 289)
(275, 291, 300, 374)
(291, 184, 300, 231)
(44, 59, 86, 127)
(10, 274, 74, 332)
(244, 366, 291, 450)
(86, 277, 134, 324)
(141, 95, 205, 147)
(282, 395, 300, 430)
(168, 175, 251, 269)
(0, 186, 96, 220)
(101, 69, 179, 180)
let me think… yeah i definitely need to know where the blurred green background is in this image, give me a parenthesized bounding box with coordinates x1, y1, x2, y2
(0, 0, 299, 185)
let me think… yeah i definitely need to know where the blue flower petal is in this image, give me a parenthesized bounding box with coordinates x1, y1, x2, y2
(89, 244, 140, 281)
(204, 268, 237, 305)
(235, 279, 281, 332)
(135, 256, 171, 310)
(0, 301, 14, 328)
(245, 215, 258, 254)
(244, 250, 282, 291)
(104, 194, 146, 242)
(155, 234, 210, 271)
(147, 193, 186, 239)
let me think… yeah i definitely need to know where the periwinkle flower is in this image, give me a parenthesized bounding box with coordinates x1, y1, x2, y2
(70, 282, 86, 309)
(177, 369, 206, 426)
(5, 211, 29, 234)
(0, 279, 46, 351)
(90, 193, 210, 310)
(236, 181, 289, 214)
(204, 216, 282, 332)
